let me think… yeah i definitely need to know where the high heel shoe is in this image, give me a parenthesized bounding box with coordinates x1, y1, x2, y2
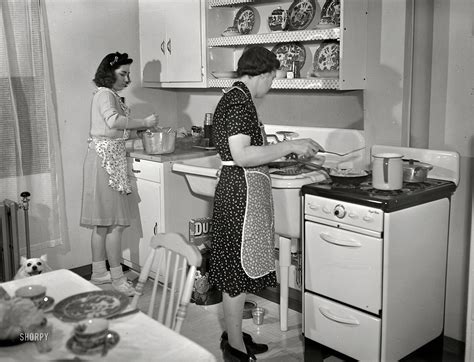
(221, 339, 257, 362)
(221, 331, 268, 354)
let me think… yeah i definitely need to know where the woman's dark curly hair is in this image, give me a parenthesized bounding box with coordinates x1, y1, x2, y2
(236, 46, 280, 77)
(93, 52, 133, 88)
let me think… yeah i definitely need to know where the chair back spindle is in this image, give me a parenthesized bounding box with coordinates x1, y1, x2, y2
(130, 233, 202, 333)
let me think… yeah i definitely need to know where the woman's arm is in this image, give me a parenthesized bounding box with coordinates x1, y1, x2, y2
(229, 134, 323, 167)
(97, 91, 157, 130)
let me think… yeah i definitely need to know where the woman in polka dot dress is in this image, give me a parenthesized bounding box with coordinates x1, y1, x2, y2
(209, 46, 323, 361)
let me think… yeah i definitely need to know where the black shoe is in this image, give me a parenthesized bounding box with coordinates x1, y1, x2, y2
(221, 339, 257, 362)
(221, 331, 269, 355)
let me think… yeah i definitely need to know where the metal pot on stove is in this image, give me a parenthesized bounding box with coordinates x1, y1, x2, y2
(403, 159, 433, 183)
(372, 153, 403, 190)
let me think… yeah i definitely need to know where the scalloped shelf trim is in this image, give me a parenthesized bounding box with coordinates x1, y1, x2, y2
(209, 0, 254, 7)
(208, 28, 340, 47)
(208, 77, 340, 90)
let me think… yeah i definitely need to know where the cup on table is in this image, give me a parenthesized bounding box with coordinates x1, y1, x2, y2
(15, 284, 46, 307)
(252, 307, 265, 325)
(74, 318, 109, 349)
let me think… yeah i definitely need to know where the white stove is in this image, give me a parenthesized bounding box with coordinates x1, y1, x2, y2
(302, 145, 460, 361)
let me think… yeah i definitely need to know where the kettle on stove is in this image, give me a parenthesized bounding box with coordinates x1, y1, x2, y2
(372, 153, 404, 190)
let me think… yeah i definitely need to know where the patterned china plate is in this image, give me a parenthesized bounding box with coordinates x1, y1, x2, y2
(313, 41, 340, 73)
(271, 42, 306, 72)
(53, 291, 129, 322)
(66, 330, 120, 355)
(288, 0, 317, 31)
(233, 5, 256, 35)
(320, 0, 340, 24)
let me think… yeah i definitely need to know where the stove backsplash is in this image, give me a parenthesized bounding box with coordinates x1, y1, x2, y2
(264, 124, 366, 170)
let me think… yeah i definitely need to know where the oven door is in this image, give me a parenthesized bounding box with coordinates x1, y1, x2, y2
(305, 221, 383, 314)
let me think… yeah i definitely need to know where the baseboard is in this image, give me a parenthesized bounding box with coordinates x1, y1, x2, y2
(255, 284, 302, 313)
(70, 263, 130, 280)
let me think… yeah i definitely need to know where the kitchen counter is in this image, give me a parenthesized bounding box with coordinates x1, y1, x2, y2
(128, 138, 217, 162)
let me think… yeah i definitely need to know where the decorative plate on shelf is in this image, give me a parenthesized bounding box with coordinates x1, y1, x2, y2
(233, 5, 256, 35)
(313, 41, 340, 73)
(288, 0, 317, 31)
(271, 42, 306, 72)
(320, 0, 341, 25)
(53, 291, 129, 322)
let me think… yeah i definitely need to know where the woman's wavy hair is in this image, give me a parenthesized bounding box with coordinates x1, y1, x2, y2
(236, 45, 280, 77)
(93, 52, 133, 88)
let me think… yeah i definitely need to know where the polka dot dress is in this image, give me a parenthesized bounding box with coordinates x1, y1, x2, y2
(209, 81, 277, 297)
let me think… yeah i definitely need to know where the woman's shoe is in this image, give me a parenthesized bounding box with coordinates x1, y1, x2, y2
(221, 331, 268, 354)
(90, 271, 112, 285)
(221, 339, 257, 362)
(112, 277, 135, 297)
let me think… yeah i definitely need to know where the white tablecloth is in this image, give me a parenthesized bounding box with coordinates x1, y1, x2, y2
(0, 269, 216, 361)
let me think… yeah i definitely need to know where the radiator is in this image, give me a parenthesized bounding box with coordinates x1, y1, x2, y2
(0, 200, 21, 282)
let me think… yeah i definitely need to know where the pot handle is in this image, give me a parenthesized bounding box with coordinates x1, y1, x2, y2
(383, 157, 389, 183)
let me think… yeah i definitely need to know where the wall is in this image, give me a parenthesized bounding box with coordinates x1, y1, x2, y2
(43, 0, 176, 269)
(429, 0, 474, 342)
(174, 89, 364, 130)
(365, 0, 472, 342)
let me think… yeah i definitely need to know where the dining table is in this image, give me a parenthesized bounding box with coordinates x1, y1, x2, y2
(0, 269, 217, 361)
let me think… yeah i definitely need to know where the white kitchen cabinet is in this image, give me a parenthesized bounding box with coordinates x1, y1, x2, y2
(122, 156, 213, 276)
(207, 0, 367, 90)
(139, 0, 206, 88)
(122, 158, 163, 273)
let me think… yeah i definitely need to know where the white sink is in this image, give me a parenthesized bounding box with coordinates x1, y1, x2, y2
(172, 154, 327, 239)
(172, 155, 221, 198)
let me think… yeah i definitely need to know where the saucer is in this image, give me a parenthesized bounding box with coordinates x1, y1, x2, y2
(66, 330, 119, 355)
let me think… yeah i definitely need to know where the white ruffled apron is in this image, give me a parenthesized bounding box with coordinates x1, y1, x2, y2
(88, 87, 132, 195)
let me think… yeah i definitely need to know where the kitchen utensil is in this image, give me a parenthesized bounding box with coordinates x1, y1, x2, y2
(403, 159, 433, 183)
(372, 153, 403, 190)
(142, 128, 176, 155)
(252, 307, 265, 325)
(320, 147, 365, 156)
(328, 168, 370, 185)
(106, 308, 140, 320)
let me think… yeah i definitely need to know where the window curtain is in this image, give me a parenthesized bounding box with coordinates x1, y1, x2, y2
(0, 0, 67, 251)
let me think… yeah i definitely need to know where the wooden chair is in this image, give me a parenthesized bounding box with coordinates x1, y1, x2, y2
(131, 232, 202, 333)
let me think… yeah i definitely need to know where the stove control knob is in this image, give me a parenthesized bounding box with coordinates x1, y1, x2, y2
(334, 204, 346, 219)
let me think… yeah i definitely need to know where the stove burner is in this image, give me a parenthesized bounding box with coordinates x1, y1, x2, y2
(302, 177, 457, 212)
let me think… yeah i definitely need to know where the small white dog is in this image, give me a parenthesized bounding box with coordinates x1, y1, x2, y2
(14, 255, 52, 280)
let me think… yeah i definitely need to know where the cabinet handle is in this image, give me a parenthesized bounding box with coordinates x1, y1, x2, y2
(319, 307, 360, 325)
(320, 232, 361, 247)
(153, 222, 158, 235)
(167, 38, 171, 54)
(161, 40, 165, 54)
(132, 168, 141, 173)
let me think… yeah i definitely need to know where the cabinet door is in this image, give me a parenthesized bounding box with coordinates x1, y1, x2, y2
(165, 0, 203, 82)
(139, 0, 167, 83)
(139, 0, 203, 85)
(122, 176, 162, 270)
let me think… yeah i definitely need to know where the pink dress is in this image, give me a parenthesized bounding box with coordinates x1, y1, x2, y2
(80, 88, 132, 227)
